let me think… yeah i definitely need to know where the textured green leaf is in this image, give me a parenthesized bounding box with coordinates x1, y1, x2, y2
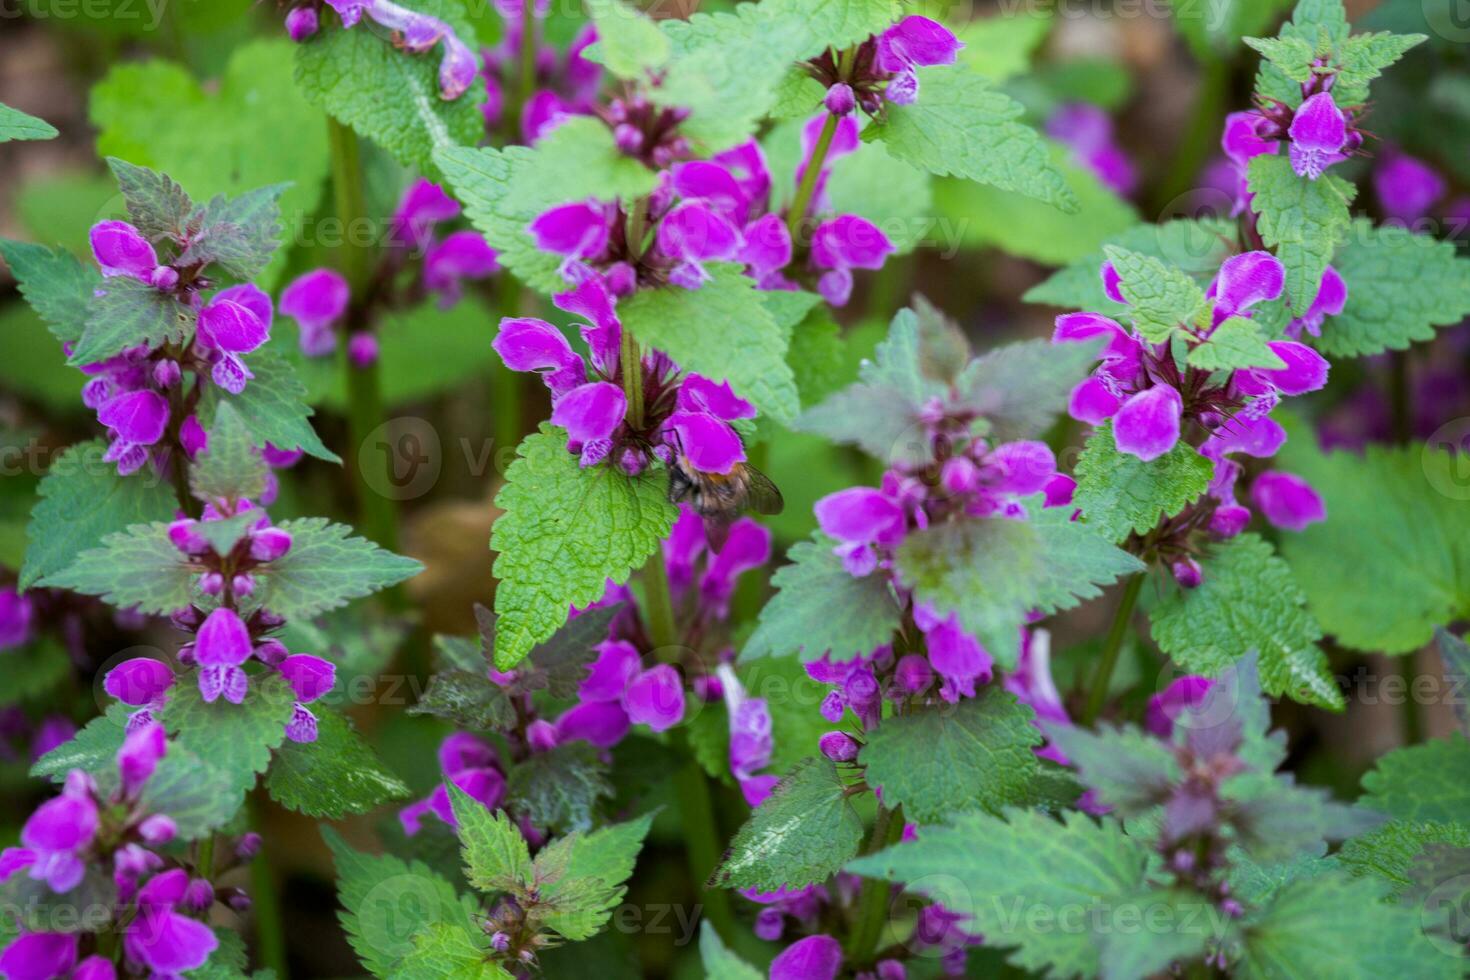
(698, 922, 763, 980)
(896, 500, 1144, 667)
(1188, 316, 1287, 371)
(43, 522, 193, 614)
(1317, 220, 1470, 357)
(1332, 31, 1426, 104)
(954, 337, 1102, 442)
(1248, 153, 1354, 311)
(504, 742, 613, 834)
(848, 809, 1153, 980)
(107, 158, 193, 241)
(868, 67, 1076, 211)
(1149, 534, 1341, 709)
(254, 517, 422, 620)
(621, 264, 798, 424)
(1361, 734, 1470, 824)
(0, 239, 98, 344)
(0, 102, 58, 142)
(489, 427, 676, 670)
(19, 440, 177, 589)
(31, 703, 134, 783)
(1044, 722, 1181, 816)
(266, 709, 410, 818)
(408, 669, 516, 731)
(1102, 245, 1208, 344)
(1073, 421, 1214, 541)
(535, 813, 652, 941)
(92, 42, 328, 288)
(295, 5, 483, 177)
(177, 183, 287, 283)
(1243, 36, 1318, 80)
(1224, 769, 1382, 863)
(137, 744, 241, 840)
(199, 349, 338, 462)
(69, 275, 194, 366)
(1236, 870, 1459, 979)
(1338, 820, 1470, 896)
(765, 0, 898, 49)
(449, 782, 533, 894)
(323, 826, 482, 978)
(435, 119, 658, 293)
(1025, 218, 1237, 313)
(161, 673, 296, 804)
(859, 688, 1045, 823)
(397, 924, 503, 980)
(190, 402, 268, 505)
(712, 757, 864, 892)
(742, 537, 903, 663)
(1278, 443, 1470, 654)
(1252, 0, 1351, 107)
(584, 0, 670, 78)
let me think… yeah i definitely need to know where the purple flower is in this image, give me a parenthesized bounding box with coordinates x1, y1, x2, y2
(97, 388, 169, 475)
(1113, 385, 1183, 461)
(90, 220, 161, 282)
(277, 654, 336, 743)
(104, 657, 175, 730)
(399, 733, 505, 836)
(824, 82, 857, 116)
(656, 202, 744, 289)
(285, 4, 318, 40)
(623, 665, 685, 732)
(554, 699, 631, 748)
(194, 608, 253, 705)
(915, 604, 992, 703)
(1375, 150, 1446, 224)
(424, 231, 499, 305)
(875, 16, 963, 105)
(1286, 265, 1347, 339)
(720, 665, 774, 785)
(699, 517, 770, 616)
(1209, 250, 1284, 321)
(123, 869, 219, 976)
(579, 640, 641, 702)
(528, 200, 612, 269)
(1219, 111, 1278, 214)
(1288, 92, 1348, 180)
(0, 588, 34, 650)
(20, 771, 98, 893)
(117, 721, 167, 798)
(819, 731, 860, 762)
(815, 487, 906, 576)
(1005, 629, 1072, 762)
(1249, 470, 1326, 531)
(0, 932, 79, 980)
(810, 215, 895, 306)
(1146, 676, 1216, 738)
(280, 268, 350, 357)
(439, 34, 478, 100)
(197, 285, 272, 394)
(770, 934, 842, 980)
(392, 179, 461, 249)
(1046, 103, 1136, 195)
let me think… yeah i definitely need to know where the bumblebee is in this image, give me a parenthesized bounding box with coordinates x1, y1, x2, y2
(667, 458, 784, 550)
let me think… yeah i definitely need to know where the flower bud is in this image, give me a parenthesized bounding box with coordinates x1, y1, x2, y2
(184, 877, 215, 911)
(490, 931, 511, 952)
(348, 331, 379, 368)
(819, 731, 860, 762)
(138, 814, 177, 844)
(236, 832, 263, 860)
(249, 527, 293, 563)
(152, 359, 182, 389)
(199, 572, 225, 596)
(226, 889, 252, 912)
(613, 123, 644, 155)
(819, 690, 846, 722)
(1171, 558, 1203, 589)
(824, 82, 856, 116)
(148, 266, 179, 290)
(285, 5, 318, 41)
(254, 638, 288, 666)
(526, 719, 558, 753)
(893, 654, 934, 694)
(232, 574, 255, 598)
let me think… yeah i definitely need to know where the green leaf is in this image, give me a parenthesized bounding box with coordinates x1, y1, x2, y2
(1243, 35, 1319, 81)
(190, 402, 268, 505)
(847, 808, 1153, 980)
(504, 742, 613, 834)
(160, 673, 297, 804)
(254, 517, 422, 620)
(1102, 245, 1209, 344)
(107, 158, 194, 241)
(1073, 421, 1214, 541)
(0, 102, 58, 142)
(620, 264, 799, 425)
(859, 688, 1045, 823)
(435, 119, 658, 293)
(43, 522, 193, 614)
(1247, 153, 1355, 311)
(295, 6, 483, 178)
(1025, 218, 1238, 314)
(31, 703, 134, 783)
(712, 757, 864, 892)
(1236, 869, 1458, 979)
(1149, 534, 1342, 709)
(955, 12, 1052, 82)
(0, 238, 99, 344)
(698, 922, 763, 980)
(1333, 31, 1426, 105)
(1277, 443, 1470, 655)
(742, 537, 903, 663)
(534, 813, 653, 941)
(323, 826, 482, 979)
(177, 183, 288, 283)
(1338, 820, 1470, 896)
(1224, 769, 1383, 863)
(931, 141, 1137, 265)
(1252, 0, 1351, 107)
(1188, 316, 1288, 371)
(69, 275, 194, 366)
(895, 501, 1144, 667)
(137, 744, 241, 840)
(409, 669, 517, 731)
(764, 0, 898, 49)
(448, 782, 533, 894)
(397, 925, 503, 980)
(1361, 734, 1470, 824)
(92, 41, 329, 288)
(199, 349, 339, 463)
(18, 439, 177, 589)
(954, 336, 1104, 442)
(1316, 220, 1470, 357)
(266, 709, 410, 818)
(866, 67, 1077, 211)
(489, 427, 676, 670)
(584, 0, 670, 78)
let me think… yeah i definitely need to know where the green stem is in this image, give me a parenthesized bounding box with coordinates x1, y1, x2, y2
(1083, 572, 1145, 725)
(196, 834, 216, 879)
(248, 799, 290, 978)
(786, 111, 840, 240)
(641, 544, 678, 652)
(328, 117, 398, 552)
(846, 802, 902, 963)
(669, 746, 736, 942)
(1397, 651, 1423, 744)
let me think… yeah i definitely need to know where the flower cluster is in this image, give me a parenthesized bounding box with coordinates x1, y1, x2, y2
(1229, 65, 1364, 183)
(400, 732, 512, 837)
(0, 724, 220, 979)
(494, 277, 753, 474)
(478, 1, 602, 143)
(103, 501, 333, 741)
(286, 0, 478, 100)
(799, 15, 963, 114)
(280, 180, 498, 367)
(83, 222, 274, 476)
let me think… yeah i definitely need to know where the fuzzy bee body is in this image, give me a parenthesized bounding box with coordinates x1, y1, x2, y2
(667, 458, 784, 550)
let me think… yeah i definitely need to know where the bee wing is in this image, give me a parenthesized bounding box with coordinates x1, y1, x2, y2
(745, 465, 785, 516)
